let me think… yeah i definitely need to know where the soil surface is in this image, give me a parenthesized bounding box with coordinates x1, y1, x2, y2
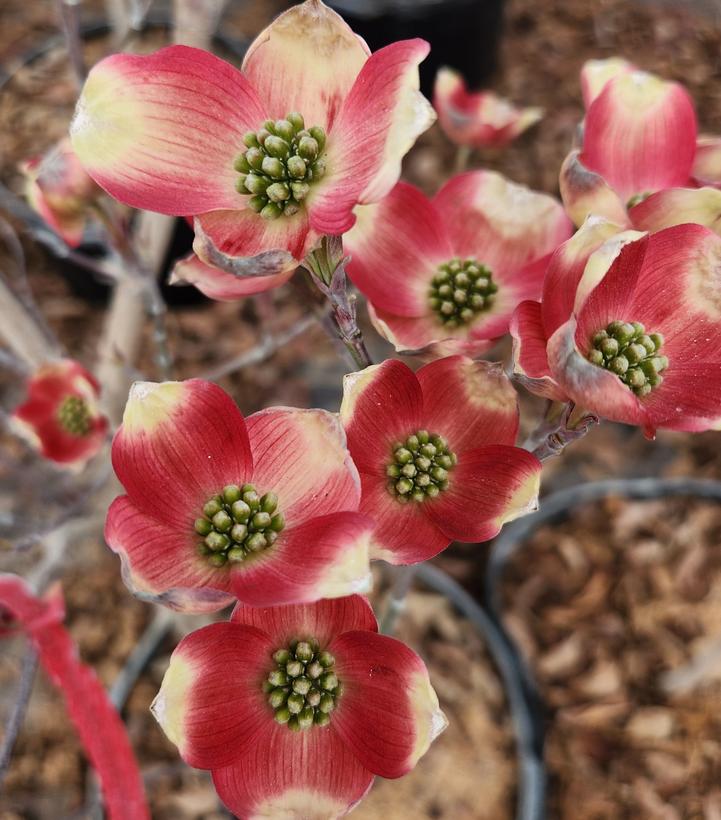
(2, 1, 721, 819)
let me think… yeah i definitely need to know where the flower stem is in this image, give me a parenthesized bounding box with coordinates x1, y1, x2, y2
(379, 565, 418, 635)
(523, 400, 599, 462)
(303, 235, 372, 370)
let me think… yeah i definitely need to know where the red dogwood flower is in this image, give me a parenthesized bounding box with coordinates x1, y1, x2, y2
(433, 67, 543, 149)
(339, 356, 541, 563)
(151, 595, 446, 819)
(11, 359, 108, 468)
(105, 379, 373, 612)
(343, 173, 572, 357)
(511, 218, 721, 435)
(70, 0, 435, 284)
(561, 58, 721, 235)
(21, 138, 103, 247)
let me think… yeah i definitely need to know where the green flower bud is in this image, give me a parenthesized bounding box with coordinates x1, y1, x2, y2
(314, 711, 331, 727)
(274, 706, 291, 724)
(261, 156, 285, 178)
(318, 693, 335, 713)
(231, 500, 251, 522)
(223, 484, 242, 504)
(212, 510, 232, 532)
(306, 660, 323, 679)
(227, 548, 245, 562)
(264, 135, 290, 159)
(260, 202, 283, 220)
(266, 182, 291, 203)
(243, 131, 259, 148)
(270, 513, 285, 532)
(261, 492, 278, 514)
(287, 693, 304, 714)
(290, 181, 310, 200)
(286, 659, 303, 677)
(308, 125, 326, 152)
(286, 112, 305, 131)
(246, 532, 267, 552)
(234, 154, 250, 173)
(230, 524, 248, 543)
(244, 174, 270, 195)
(292, 677, 312, 696)
(248, 195, 266, 213)
(208, 553, 227, 567)
(297, 136, 319, 161)
(203, 498, 222, 518)
(286, 155, 307, 179)
(194, 518, 212, 536)
(205, 531, 229, 552)
(274, 119, 295, 141)
(269, 688, 287, 708)
(295, 642, 313, 662)
(245, 147, 264, 170)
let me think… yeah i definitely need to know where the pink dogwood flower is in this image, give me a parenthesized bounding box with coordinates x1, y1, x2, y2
(21, 138, 103, 247)
(561, 58, 721, 235)
(151, 595, 446, 819)
(339, 356, 541, 564)
(69, 0, 435, 284)
(11, 359, 108, 468)
(104, 379, 373, 612)
(433, 67, 543, 149)
(343, 172, 572, 357)
(511, 218, 721, 435)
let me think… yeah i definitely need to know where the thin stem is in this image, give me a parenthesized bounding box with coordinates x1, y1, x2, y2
(454, 144, 472, 173)
(0, 644, 39, 789)
(56, 0, 86, 88)
(523, 401, 599, 462)
(303, 236, 372, 370)
(379, 565, 418, 635)
(200, 316, 315, 381)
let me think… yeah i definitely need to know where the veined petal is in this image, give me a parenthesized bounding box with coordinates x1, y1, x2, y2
(246, 408, 360, 526)
(151, 622, 272, 769)
(559, 150, 630, 228)
(425, 445, 541, 543)
(510, 301, 567, 401)
(193, 210, 314, 279)
(112, 380, 253, 524)
(340, 360, 423, 475)
(573, 229, 647, 319)
(343, 182, 452, 317)
(213, 722, 373, 820)
(309, 39, 434, 235)
(630, 187, 721, 236)
(642, 362, 721, 430)
(433, 171, 572, 276)
(547, 319, 649, 429)
(541, 215, 625, 338)
(580, 57, 635, 108)
(70, 46, 266, 214)
(416, 356, 520, 451)
(170, 253, 294, 301)
(331, 630, 446, 778)
(367, 303, 494, 359)
(229, 512, 373, 606)
(230, 595, 377, 649)
(580, 70, 698, 201)
(693, 135, 721, 187)
(242, 0, 369, 131)
(105, 496, 235, 613)
(622, 224, 721, 346)
(359, 472, 449, 565)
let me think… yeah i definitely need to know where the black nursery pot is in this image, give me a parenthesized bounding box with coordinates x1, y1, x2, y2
(327, 0, 505, 94)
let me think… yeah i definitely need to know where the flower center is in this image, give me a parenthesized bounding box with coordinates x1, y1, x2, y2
(57, 395, 91, 436)
(265, 639, 339, 731)
(233, 112, 327, 220)
(194, 484, 285, 567)
(386, 430, 457, 503)
(429, 258, 498, 328)
(588, 320, 668, 397)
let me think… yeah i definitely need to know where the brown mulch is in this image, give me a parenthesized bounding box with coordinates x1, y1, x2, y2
(2, 1, 721, 819)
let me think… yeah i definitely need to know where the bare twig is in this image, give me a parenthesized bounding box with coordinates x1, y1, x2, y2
(200, 315, 316, 381)
(56, 0, 86, 87)
(0, 644, 39, 789)
(109, 608, 174, 710)
(379, 565, 418, 635)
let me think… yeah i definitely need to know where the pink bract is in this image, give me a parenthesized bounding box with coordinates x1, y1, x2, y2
(70, 0, 435, 289)
(343, 173, 572, 356)
(11, 359, 108, 468)
(151, 595, 446, 818)
(511, 219, 721, 435)
(105, 379, 373, 612)
(433, 67, 543, 149)
(340, 356, 542, 563)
